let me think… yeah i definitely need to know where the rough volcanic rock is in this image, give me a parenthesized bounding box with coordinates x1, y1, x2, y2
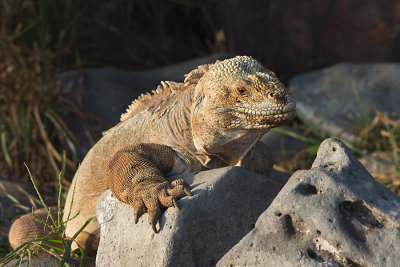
(218, 138, 400, 267)
(95, 167, 284, 267)
(290, 63, 400, 138)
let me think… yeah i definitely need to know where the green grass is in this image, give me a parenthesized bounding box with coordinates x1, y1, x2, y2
(0, 0, 102, 185)
(0, 154, 95, 267)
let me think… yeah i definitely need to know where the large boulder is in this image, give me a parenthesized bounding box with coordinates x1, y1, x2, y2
(290, 63, 400, 138)
(95, 167, 284, 266)
(218, 139, 400, 266)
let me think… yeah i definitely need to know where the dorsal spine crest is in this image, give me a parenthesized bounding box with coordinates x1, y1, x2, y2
(120, 62, 213, 122)
(120, 81, 179, 122)
(119, 56, 266, 122)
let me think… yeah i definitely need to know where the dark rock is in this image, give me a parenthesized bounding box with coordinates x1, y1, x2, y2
(96, 167, 284, 266)
(290, 63, 400, 138)
(218, 139, 400, 266)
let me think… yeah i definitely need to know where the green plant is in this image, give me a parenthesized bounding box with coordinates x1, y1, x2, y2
(0, 155, 95, 267)
(0, 0, 100, 184)
(0, 235, 10, 263)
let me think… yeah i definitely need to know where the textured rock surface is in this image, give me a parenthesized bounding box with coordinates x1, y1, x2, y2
(96, 167, 284, 267)
(218, 139, 400, 267)
(290, 63, 400, 138)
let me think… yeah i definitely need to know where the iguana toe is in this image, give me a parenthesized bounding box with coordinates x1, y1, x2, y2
(146, 199, 161, 233)
(132, 179, 191, 233)
(168, 179, 192, 197)
(133, 199, 146, 224)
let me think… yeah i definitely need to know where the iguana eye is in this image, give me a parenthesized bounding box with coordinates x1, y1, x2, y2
(237, 88, 246, 95)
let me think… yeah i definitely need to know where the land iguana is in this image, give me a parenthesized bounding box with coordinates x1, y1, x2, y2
(9, 56, 296, 255)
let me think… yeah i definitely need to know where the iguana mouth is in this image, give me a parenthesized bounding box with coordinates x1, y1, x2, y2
(236, 101, 296, 117)
(229, 100, 296, 129)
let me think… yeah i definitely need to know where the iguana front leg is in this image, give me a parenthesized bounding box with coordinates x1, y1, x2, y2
(106, 143, 192, 233)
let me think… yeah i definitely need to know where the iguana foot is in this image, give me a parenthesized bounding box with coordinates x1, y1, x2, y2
(132, 179, 192, 233)
(107, 144, 193, 233)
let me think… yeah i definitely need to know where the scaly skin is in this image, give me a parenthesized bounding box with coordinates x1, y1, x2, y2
(9, 56, 296, 255)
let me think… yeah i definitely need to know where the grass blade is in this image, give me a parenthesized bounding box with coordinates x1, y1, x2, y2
(272, 127, 320, 145)
(352, 80, 371, 124)
(296, 112, 326, 140)
(0, 132, 12, 167)
(23, 163, 56, 227)
(60, 214, 95, 266)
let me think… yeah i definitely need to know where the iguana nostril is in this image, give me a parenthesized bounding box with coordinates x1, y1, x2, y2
(269, 92, 285, 100)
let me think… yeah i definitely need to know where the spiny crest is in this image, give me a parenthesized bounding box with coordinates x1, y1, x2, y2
(120, 63, 213, 122)
(183, 63, 213, 85)
(120, 81, 180, 122)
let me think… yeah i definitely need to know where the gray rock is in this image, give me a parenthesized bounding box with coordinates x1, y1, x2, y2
(218, 138, 400, 267)
(290, 63, 400, 138)
(96, 167, 283, 267)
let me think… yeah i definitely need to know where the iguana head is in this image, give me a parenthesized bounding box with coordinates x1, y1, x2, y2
(193, 56, 296, 130)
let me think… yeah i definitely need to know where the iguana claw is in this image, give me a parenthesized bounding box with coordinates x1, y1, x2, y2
(172, 199, 179, 209)
(132, 179, 191, 233)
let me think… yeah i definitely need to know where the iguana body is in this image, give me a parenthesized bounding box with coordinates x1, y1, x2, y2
(9, 56, 296, 255)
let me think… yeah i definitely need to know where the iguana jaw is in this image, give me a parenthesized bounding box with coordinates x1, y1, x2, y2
(228, 96, 296, 129)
